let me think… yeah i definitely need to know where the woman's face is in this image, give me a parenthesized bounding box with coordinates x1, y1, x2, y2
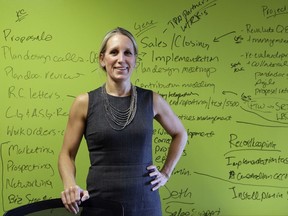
(100, 34, 136, 83)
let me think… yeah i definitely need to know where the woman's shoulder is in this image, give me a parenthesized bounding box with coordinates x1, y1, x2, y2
(72, 93, 89, 111)
(135, 85, 163, 101)
(135, 85, 153, 95)
(87, 86, 102, 96)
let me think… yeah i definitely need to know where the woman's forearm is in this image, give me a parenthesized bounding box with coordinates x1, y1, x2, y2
(161, 130, 188, 177)
(58, 153, 77, 188)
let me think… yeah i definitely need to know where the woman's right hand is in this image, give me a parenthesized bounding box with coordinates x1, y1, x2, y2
(61, 185, 90, 214)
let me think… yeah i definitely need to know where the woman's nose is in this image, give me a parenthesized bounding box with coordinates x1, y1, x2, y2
(117, 52, 125, 63)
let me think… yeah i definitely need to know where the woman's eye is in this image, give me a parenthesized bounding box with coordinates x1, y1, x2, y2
(125, 51, 132, 55)
(110, 50, 118, 55)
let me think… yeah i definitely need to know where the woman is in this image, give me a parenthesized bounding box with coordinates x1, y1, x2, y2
(58, 27, 187, 215)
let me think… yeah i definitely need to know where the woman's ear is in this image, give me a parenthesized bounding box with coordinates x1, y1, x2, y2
(133, 56, 137, 68)
(99, 54, 105, 68)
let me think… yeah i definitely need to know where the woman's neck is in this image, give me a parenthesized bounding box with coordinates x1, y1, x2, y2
(104, 81, 132, 97)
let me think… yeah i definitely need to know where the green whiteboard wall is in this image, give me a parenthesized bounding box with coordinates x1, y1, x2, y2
(1, 0, 288, 215)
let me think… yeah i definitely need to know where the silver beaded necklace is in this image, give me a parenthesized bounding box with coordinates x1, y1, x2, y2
(102, 84, 137, 130)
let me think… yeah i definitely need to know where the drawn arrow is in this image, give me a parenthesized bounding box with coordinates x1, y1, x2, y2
(213, 31, 236, 42)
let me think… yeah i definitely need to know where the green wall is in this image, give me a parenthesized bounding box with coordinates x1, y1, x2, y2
(1, 0, 288, 215)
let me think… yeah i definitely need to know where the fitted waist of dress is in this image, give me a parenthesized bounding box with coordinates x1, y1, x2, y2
(88, 162, 153, 179)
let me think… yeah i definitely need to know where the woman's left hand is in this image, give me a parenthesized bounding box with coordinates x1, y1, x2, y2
(147, 165, 169, 191)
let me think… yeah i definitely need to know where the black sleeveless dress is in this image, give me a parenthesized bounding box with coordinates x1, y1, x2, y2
(84, 86, 162, 216)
